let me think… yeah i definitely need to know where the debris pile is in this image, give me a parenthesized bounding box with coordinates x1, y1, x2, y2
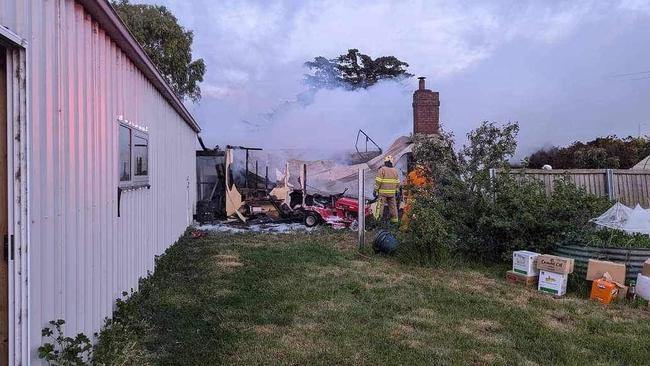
(194, 135, 412, 231)
(197, 221, 315, 234)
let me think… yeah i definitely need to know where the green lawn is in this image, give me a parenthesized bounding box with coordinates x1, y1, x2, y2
(95, 230, 650, 366)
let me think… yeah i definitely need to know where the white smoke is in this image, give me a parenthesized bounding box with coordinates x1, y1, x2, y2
(205, 79, 414, 154)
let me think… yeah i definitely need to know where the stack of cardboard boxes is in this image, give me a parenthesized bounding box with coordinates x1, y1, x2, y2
(507, 251, 539, 287)
(536, 254, 575, 296)
(507, 251, 650, 305)
(586, 259, 627, 304)
(507, 251, 575, 296)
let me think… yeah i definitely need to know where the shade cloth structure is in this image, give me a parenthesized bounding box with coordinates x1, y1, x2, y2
(633, 155, 650, 170)
(590, 202, 650, 234)
(621, 205, 650, 234)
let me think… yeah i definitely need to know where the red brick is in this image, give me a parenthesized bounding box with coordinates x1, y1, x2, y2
(412, 77, 440, 135)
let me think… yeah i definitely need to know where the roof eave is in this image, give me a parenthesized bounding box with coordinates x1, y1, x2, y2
(77, 0, 201, 133)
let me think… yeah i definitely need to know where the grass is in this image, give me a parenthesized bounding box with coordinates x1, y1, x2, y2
(94, 229, 650, 366)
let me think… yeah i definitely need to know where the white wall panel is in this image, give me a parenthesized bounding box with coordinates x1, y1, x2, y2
(1, 1, 198, 364)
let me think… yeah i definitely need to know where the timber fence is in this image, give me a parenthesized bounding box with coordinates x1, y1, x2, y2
(490, 169, 650, 208)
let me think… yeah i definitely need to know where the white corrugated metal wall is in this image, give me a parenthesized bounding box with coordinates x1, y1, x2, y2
(1, 1, 198, 364)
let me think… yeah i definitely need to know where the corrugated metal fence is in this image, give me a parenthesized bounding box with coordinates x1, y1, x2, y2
(493, 169, 650, 207)
(554, 245, 650, 283)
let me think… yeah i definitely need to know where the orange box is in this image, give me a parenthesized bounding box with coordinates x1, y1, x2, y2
(590, 278, 619, 305)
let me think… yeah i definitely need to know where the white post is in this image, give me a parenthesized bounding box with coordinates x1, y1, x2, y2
(358, 168, 365, 250)
(301, 163, 307, 207)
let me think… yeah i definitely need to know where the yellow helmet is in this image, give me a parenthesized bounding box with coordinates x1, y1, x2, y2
(384, 155, 394, 164)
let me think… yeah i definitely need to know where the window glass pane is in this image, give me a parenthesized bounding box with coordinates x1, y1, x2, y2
(134, 135, 148, 176)
(119, 125, 131, 181)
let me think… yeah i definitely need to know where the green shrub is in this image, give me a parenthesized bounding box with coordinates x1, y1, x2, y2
(398, 197, 455, 265)
(559, 227, 650, 249)
(38, 319, 92, 366)
(467, 175, 610, 261)
(405, 121, 612, 265)
(92, 291, 152, 366)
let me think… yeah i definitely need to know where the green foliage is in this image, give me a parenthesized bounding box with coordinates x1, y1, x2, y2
(469, 176, 610, 261)
(398, 197, 455, 265)
(92, 292, 153, 365)
(304, 49, 412, 90)
(38, 320, 92, 366)
(112, 0, 206, 102)
(406, 121, 612, 264)
(560, 227, 650, 249)
(527, 135, 650, 169)
(459, 122, 519, 191)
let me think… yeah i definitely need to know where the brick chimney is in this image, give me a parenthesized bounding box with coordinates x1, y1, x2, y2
(412, 77, 440, 135)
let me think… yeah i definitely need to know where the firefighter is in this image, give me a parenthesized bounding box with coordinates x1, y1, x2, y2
(374, 155, 401, 224)
(401, 164, 429, 230)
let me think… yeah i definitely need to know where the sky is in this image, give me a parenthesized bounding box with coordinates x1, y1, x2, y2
(139, 0, 650, 159)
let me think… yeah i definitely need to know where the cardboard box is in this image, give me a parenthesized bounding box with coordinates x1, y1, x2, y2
(506, 270, 538, 287)
(643, 258, 650, 277)
(590, 278, 619, 304)
(617, 285, 628, 300)
(513, 251, 540, 276)
(538, 270, 568, 296)
(637, 273, 650, 301)
(586, 259, 626, 284)
(536, 254, 575, 274)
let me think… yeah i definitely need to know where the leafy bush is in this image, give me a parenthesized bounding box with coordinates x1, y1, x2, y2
(404, 121, 612, 265)
(560, 227, 650, 249)
(92, 291, 153, 366)
(398, 197, 455, 265)
(468, 175, 610, 261)
(38, 319, 92, 366)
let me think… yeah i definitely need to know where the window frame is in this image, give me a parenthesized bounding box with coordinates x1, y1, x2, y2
(132, 131, 149, 183)
(118, 121, 150, 188)
(118, 123, 132, 184)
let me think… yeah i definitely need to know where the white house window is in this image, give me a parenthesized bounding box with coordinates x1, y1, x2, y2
(119, 122, 149, 187)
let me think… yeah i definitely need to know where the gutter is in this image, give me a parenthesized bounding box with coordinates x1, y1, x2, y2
(76, 0, 201, 133)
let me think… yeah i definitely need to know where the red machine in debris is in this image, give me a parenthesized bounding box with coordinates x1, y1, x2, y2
(301, 190, 374, 229)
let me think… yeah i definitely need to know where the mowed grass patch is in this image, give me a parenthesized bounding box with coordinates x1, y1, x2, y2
(96, 229, 650, 366)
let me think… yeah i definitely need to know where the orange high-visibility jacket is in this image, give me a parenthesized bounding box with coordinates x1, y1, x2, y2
(407, 169, 427, 188)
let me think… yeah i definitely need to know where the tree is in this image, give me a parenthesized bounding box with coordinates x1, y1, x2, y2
(304, 49, 412, 90)
(112, 0, 206, 102)
(458, 122, 519, 191)
(526, 136, 650, 169)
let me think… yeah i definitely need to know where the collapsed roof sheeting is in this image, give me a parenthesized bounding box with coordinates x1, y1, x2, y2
(288, 136, 413, 196)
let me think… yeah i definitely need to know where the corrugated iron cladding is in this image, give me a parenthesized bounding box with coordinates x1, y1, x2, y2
(1, 1, 198, 364)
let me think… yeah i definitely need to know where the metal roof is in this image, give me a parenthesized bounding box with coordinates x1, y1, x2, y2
(77, 0, 201, 132)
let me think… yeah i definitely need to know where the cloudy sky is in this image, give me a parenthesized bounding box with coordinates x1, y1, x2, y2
(140, 0, 650, 158)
